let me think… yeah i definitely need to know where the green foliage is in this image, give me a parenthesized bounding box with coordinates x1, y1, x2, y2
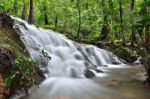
(139, 0, 150, 24)
(3, 37, 11, 44)
(0, 0, 149, 43)
(0, 4, 5, 13)
(114, 46, 137, 62)
(5, 56, 37, 91)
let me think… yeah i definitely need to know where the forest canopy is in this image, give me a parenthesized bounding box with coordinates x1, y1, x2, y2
(0, 0, 149, 45)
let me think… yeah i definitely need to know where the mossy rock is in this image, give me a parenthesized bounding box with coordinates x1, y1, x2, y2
(114, 46, 137, 63)
(0, 13, 42, 98)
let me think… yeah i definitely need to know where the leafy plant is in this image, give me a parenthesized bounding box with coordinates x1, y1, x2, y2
(5, 56, 38, 91)
(3, 37, 11, 44)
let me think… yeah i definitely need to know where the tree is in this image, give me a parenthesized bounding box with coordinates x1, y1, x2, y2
(143, 1, 150, 50)
(21, 0, 27, 20)
(76, 0, 81, 38)
(130, 0, 135, 46)
(100, 0, 109, 40)
(28, 0, 34, 24)
(119, 0, 124, 41)
(135, 0, 150, 84)
(43, 0, 48, 25)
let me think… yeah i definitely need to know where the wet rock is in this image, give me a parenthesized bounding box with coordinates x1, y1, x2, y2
(102, 65, 108, 67)
(36, 67, 46, 79)
(94, 68, 104, 73)
(84, 69, 95, 78)
(133, 56, 142, 65)
(112, 61, 120, 65)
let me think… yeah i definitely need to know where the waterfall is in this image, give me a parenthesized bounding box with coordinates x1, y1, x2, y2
(11, 17, 123, 99)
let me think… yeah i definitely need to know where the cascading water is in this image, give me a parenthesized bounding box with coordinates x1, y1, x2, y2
(12, 17, 123, 99)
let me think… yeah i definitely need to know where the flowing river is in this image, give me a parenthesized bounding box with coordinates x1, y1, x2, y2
(11, 17, 150, 99)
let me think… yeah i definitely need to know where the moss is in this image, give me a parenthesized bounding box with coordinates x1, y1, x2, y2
(0, 47, 38, 97)
(114, 46, 137, 62)
(0, 16, 39, 97)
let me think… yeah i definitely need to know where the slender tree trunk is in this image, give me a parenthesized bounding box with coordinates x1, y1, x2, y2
(28, 0, 34, 24)
(145, 26, 150, 49)
(135, 0, 150, 83)
(77, 0, 81, 38)
(54, 15, 58, 30)
(131, 0, 135, 46)
(100, 0, 109, 40)
(119, 0, 124, 41)
(21, 0, 27, 20)
(101, 21, 109, 40)
(109, 0, 118, 39)
(43, 3, 48, 25)
(144, 5, 150, 50)
(143, 0, 150, 84)
(135, 30, 150, 83)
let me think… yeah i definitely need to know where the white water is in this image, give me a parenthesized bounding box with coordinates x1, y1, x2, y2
(12, 17, 124, 99)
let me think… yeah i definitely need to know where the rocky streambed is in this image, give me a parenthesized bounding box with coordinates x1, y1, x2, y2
(92, 64, 150, 99)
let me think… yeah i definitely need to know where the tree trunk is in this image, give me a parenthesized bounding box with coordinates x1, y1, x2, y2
(135, 0, 150, 82)
(77, 0, 81, 38)
(28, 0, 34, 24)
(100, 0, 109, 40)
(54, 15, 58, 30)
(21, 0, 27, 20)
(101, 23, 109, 40)
(109, 0, 117, 39)
(43, 1, 48, 25)
(144, 6, 150, 50)
(135, 31, 150, 83)
(43, 6, 48, 25)
(145, 25, 150, 49)
(131, 0, 135, 46)
(119, 0, 124, 41)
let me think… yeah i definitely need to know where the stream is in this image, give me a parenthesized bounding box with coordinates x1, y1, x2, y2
(94, 65, 150, 99)
(11, 17, 150, 99)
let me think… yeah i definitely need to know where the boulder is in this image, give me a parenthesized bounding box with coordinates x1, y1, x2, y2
(84, 69, 95, 78)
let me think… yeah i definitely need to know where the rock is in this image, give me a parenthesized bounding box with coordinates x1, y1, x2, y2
(102, 65, 108, 67)
(84, 69, 95, 78)
(133, 56, 142, 65)
(112, 61, 120, 65)
(94, 68, 104, 73)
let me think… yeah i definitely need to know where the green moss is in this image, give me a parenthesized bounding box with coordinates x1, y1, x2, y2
(0, 27, 38, 94)
(114, 46, 137, 62)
